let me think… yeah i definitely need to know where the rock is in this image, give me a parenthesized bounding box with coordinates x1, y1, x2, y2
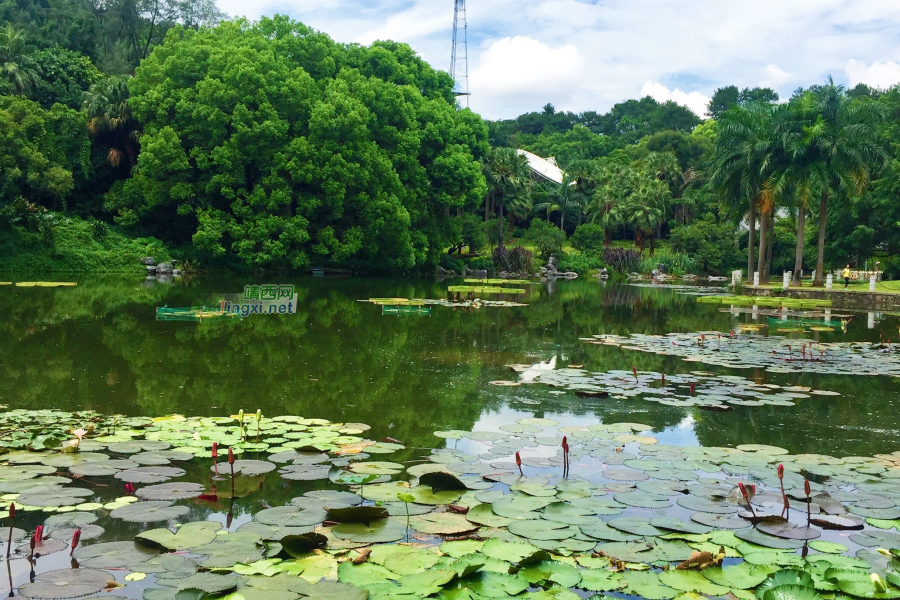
(146, 265, 157, 274)
(156, 263, 173, 273)
(470, 269, 488, 279)
(597, 268, 609, 279)
(172, 269, 183, 276)
(683, 274, 699, 281)
(140, 257, 156, 266)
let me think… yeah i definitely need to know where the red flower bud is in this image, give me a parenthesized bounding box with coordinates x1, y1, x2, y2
(228, 447, 235, 465)
(515, 452, 522, 467)
(632, 366, 637, 377)
(211, 442, 218, 458)
(777, 464, 784, 479)
(804, 479, 811, 496)
(124, 483, 135, 495)
(8, 502, 14, 519)
(738, 482, 747, 499)
(71, 528, 82, 553)
(34, 525, 43, 544)
(561, 436, 569, 453)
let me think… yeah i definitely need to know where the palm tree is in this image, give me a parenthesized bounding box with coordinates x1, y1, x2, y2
(482, 147, 531, 246)
(82, 75, 140, 168)
(710, 103, 781, 282)
(0, 25, 36, 96)
(802, 80, 886, 286)
(533, 174, 581, 232)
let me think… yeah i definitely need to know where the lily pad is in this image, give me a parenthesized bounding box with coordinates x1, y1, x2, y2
(19, 569, 112, 599)
(409, 512, 479, 535)
(110, 500, 190, 522)
(73, 540, 159, 567)
(136, 482, 206, 500)
(116, 466, 186, 483)
(331, 519, 408, 543)
(136, 521, 222, 550)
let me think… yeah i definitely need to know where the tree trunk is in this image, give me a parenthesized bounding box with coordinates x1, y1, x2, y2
(813, 190, 828, 287)
(484, 191, 490, 222)
(604, 229, 612, 246)
(757, 207, 769, 284)
(635, 229, 644, 253)
(792, 205, 806, 286)
(747, 202, 756, 280)
(650, 233, 656, 256)
(560, 211, 565, 232)
(498, 198, 505, 247)
(764, 211, 774, 279)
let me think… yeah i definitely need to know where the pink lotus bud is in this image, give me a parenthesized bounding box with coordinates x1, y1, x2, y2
(8, 503, 14, 519)
(34, 525, 43, 544)
(515, 452, 522, 467)
(228, 447, 235, 465)
(561, 436, 569, 453)
(70, 528, 81, 554)
(804, 479, 811, 496)
(211, 442, 218, 458)
(777, 464, 784, 479)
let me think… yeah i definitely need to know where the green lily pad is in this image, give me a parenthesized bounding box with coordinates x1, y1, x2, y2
(702, 563, 770, 589)
(110, 500, 190, 522)
(73, 540, 159, 567)
(507, 519, 580, 540)
(608, 516, 665, 536)
(17, 485, 93, 507)
(136, 521, 221, 550)
(331, 518, 407, 543)
(191, 537, 266, 568)
(808, 540, 849, 554)
(280, 532, 328, 557)
(734, 528, 808, 549)
(650, 517, 712, 534)
(289, 580, 367, 600)
(622, 570, 678, 599)
(136, 482, 206, 500)
(659, 569, 730, 596)
(116, 466, 186, 483)
(479, 538, 539, 562)
(256, 506, 325, 527)
(18, 568, 112, 599)
(614, 491, 672, 509)
(465, 503, 510, 527)
(409, 512, 479, 535)
(325, 506, 388, 525)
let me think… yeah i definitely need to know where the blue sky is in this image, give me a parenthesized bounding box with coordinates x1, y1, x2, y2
(217, 0, 900, 120)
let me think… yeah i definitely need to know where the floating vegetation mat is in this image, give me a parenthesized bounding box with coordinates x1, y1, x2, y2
(6, 409, 900, 600)
(698, 296, 832, 310)
(360, 298, 527, 309)
(495, 367, 836, 408)
(156, 307, 243, 323)
(582, 333, 900, 375)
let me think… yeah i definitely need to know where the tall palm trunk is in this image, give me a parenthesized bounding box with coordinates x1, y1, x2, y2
(757, 207, 769, 284)
(764, 212, 774, 279)
(813, 190, 828, 286)
(747, 202, 756, 280)
(484, 191, 490, 222)
(498, 198, 505, 247)
(792, 205, 806, 286)
(604, 229, 612, 246)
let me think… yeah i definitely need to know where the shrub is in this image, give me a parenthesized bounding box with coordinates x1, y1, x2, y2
(570, 223, 606, 253)
(460, 213, 487, 253)
(603, 247, 642, 273)
(558, 252, 606, 275)
(638, 248, 698, 277)
(465, 256, 493, 273)
(440, 253, 464, 272)
(493, 245, 533, 273)
(524, 219, 566, 259)
(669, 215, 742, 274)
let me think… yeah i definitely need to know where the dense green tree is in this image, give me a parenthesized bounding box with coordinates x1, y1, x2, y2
(118, 17, 486, 271)
(524, 217, 565, 259)
(707, 85, 779, 119)
(0, 95, 89, 210)
(482, 146, 531, 246)
(31, 46, 101, 109)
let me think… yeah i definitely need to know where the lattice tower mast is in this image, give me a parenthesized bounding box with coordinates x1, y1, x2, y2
(450, 0, 470, 107)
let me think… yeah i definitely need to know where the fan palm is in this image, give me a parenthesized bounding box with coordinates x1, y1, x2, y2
(82, 75, 140, 168)
(533, 173, 581, 232)
(482, 147, 532, 246)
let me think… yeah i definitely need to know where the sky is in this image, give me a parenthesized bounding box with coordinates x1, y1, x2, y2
(214, 0, 900, 120)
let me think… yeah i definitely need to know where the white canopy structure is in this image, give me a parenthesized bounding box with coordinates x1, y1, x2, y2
(516, 149, 572, 185)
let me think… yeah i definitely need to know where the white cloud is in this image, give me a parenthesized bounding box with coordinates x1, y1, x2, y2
(760, 64, 792, 89)
(846, 59, 900, 89)
(469, 36, 586, 118)
(640, 81, 710, 118)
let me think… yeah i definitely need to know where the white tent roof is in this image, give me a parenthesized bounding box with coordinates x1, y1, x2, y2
(516, 149, 569, 185)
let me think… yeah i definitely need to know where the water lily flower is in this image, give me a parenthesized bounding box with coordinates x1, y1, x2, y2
(228, 447, 235, 465)
(70, 528, 81, 555)
(34, 525, 43, 545)
(124, 483, 135, 495)
(872, 573, 888, 593)
(515, 451, 523, 476)
(777, 464, 784, 479)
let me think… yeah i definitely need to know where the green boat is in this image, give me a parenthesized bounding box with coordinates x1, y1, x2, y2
(156, 306, 242, 323)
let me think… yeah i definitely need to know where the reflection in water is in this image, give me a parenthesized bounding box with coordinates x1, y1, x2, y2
(1, 275, 899, 459)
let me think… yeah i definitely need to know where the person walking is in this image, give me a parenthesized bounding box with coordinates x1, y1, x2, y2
(843, 264, 851, 289)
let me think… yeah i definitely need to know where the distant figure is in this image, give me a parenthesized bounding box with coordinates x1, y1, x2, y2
(843, 265, 851, 289)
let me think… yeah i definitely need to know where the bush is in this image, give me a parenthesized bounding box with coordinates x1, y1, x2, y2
(570, 223, 606, 253)
(558, 252, 606, 275)
(524, 219, 566, 259)
(460, 214, 488, 253)
(465, 256, 493, 273)
(440, 253, 464, 272)
(669, 215, 742, 274)
(603, 247, 642, 273)
(638, 248, 698, 277)
(493, 245, 533, 273)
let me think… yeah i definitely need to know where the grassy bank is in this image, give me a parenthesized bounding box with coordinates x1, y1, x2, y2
(0, 215, 171, 274)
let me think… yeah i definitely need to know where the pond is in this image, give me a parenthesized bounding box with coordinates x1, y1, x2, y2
(3, 275, 900, 600)
(2, 275, 899, 457)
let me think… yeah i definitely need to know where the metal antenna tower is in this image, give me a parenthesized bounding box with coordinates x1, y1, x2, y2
(450, 0, 469, 107)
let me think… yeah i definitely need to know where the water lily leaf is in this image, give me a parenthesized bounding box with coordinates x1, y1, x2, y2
(608, 516, 665, 536)
(325, 506, 388, 525)
(48, 523, 104, 542)
(492, 493, 555, 517)
(614, 491, 672, 509)
(69, 460, 137, 477)
(136, 482, 206, 500)
(480, 538, 539, 562)
(19, 568, 112, 599)
(40, 452, 109, 468)
(73, 540, 159, 567)
(280, 533, 328, 557)
(295, 552, 339, 582)
(136, 521, 222, 550)
(116, 466, 186, 483)
(130, 554, 199, 578)
(519, 560, 582, 588)
(756, 522, 821, 540)
(336, 561, 398, 587)
(278, 465, 331, 480)
(509, 482, 558, 497)
(331, 519, 407, 543)
(580, 519, 634, 542)
(622, 570, 678, 600)
(419, 471, 468, 492)
(191, 538, 266, 568)
(233, 558, 285, 577)
(110, 500, 190, 522)
(761, 584, 825, 600)
(409, 512, 479, 535)
(299, 490, 362, 509)
(348, 461, 404, 475)
(676, 495, 739, 513)
(171, 572, 241, 594)
(702, 563, 770, 590)
(690, 513, 751, 529)
(217, 460, 277, 476)
(463, 571, 530, 596)
(256, 506, 326, 527)
(595, 541, 655, 563)
(289, 580, 367, 600)
(734, 528, 808, 549)
(579, 569, 624, 592)
(465, 503, 510, 527)
(650, 517, 712, 535)
(18, 485, 93, 507)
(659, 569, 730, 596)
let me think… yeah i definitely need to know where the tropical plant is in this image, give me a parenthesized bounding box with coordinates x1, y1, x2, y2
(0, 24, 36, 96)
(532, 173, 582, 231)
(482, 147, 532, 246)
(603, 247, 641, 273)
(524, 218, 566, 259)
(82, 75, 139, 168)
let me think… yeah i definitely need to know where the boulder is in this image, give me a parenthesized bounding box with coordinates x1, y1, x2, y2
(172, 269, 183, 276)
(156, 262, 173, 273)
(140, 256, 156, 266)
(146, 265, 157, 274)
